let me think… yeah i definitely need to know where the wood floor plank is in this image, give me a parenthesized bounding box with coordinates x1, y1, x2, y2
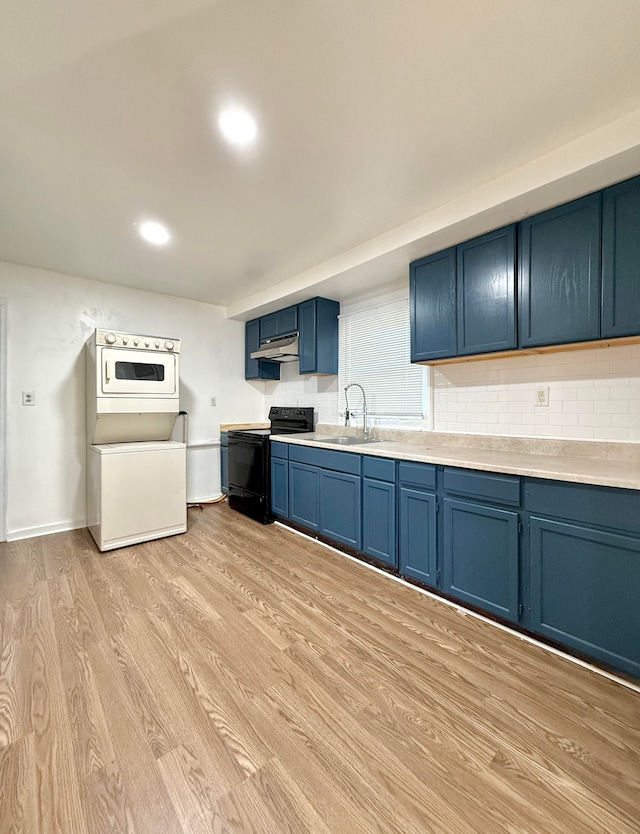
(26, 581, 88, 833)
(88, 637, 183, 834)
(0, 734, 38, 834)
(1, 503, 638, 833)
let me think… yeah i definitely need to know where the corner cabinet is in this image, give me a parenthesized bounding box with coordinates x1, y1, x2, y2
(519, 193, 601, 348)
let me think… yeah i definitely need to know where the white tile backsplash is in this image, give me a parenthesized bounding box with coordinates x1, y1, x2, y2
(263, 360, 339, 427)
(261, 335, 640, 442)
(433, 343, 640, 441)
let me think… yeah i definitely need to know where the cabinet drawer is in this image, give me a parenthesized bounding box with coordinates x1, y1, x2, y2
(398, 461, 436, 490)
(524, 478, 640, 535)
(289, 444, 361, 475)
(362, 456, 396, 483)
(443, 467, 520, 506)
(270, 441, 289, 460)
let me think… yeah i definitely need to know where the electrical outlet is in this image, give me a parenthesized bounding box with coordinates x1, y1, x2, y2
(22, 391, 35, 406)
(211, 397, 217, 406)
(535, 387, 549, 407)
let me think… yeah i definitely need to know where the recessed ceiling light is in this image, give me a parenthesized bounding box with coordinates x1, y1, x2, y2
(139, 221, 170, 246)
(218, 106, 258, 146)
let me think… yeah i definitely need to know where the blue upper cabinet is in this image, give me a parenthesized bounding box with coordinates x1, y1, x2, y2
(410, 247, 456, 362)
(298, 297, 340, 375)
(602, 175, 640, 339)
(245, 319, 281, 380)
(260, 305, 298, 341)
(457, 225, 516, 355)
(519, 193, 601, 348)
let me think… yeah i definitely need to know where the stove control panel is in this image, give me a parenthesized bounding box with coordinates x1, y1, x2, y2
(94, 329, 181, 353)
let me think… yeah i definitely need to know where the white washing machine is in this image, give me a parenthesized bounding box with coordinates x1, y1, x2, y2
(87, 440, 186, 552)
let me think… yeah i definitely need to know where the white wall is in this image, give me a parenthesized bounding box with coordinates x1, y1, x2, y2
(0, 261, 265, 539)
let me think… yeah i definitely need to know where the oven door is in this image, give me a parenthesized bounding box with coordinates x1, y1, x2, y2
(228, 434, 268, 496)
(99, 347, 177, 396)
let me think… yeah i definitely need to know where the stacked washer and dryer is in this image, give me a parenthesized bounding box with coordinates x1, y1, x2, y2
(86, 329, 187, 551)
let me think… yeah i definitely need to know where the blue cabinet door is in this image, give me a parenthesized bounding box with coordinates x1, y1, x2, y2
(220, 441, 229, 494)
(529, 516, 640, 678)
(245, 320, 280, 380)
(260, 305, 298, 340)
(271, 457, 289, 518)
(519, 193, 601, 348)
(288, 462, 321, 531)
(399, 486, 437, 586)
(443, 498, 519, 622)
(362, 478, 397, 567)
(320, 470, 361, 550)
(410, 248, 456, 362)
(457, 225, 516, 355)
(298, 297, 340, 375)
(602, 175, 640, 339)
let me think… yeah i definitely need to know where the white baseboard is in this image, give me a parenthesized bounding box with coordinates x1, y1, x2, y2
(6, 519, 86, 542)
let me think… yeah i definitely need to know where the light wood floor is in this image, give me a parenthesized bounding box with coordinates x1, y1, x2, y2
(1, 503, 639, 833)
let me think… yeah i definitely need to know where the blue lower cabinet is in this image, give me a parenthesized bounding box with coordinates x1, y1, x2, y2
(529, 517, 640, 677)
(362, 478, 397, 567)
(271, 457, 289, 518)
(220, 433, 229, 494)
(443, 498, 520, 622)
(289, 462, 321, 531)
(320, 470, 361, 550)
(399, 486, 437, 586)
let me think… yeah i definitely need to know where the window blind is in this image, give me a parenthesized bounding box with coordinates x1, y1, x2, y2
(338, 298, 424, 417)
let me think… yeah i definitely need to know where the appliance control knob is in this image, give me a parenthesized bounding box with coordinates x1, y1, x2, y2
(122, 337, 128, 345)
(133, 338, 139, 346)
(104, 332, 116, 344)
(155, 341, 160, 348)
(145, 341, 150, 347)
(164, 340, 175, 351)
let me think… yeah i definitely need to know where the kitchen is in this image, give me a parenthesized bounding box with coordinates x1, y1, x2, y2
(2, 1, 640, 832)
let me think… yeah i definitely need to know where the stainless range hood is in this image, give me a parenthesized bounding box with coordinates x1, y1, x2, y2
(250, 333, 299, 362)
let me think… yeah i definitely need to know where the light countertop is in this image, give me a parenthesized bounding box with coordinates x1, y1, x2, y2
(271, 431, 640, 491)
(220, 422, 270, 431)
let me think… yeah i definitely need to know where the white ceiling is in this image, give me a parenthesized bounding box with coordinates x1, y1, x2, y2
(2, 0, 640, 318)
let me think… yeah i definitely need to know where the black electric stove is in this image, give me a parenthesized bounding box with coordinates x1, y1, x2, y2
(228, 406, 314, 524)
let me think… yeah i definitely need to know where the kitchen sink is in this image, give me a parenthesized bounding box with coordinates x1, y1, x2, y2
(315, 435, 382, 446)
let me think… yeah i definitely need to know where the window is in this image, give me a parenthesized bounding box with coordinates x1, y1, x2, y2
(338, 298, 426, 419)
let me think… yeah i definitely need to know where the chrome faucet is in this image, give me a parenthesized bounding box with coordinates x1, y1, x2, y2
(344, 383, 369, 439)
